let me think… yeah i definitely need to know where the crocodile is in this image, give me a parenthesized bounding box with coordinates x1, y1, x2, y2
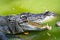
(0, 11, 54, 40)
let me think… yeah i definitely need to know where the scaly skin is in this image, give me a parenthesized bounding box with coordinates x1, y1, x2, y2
(0, 11, 54, 40)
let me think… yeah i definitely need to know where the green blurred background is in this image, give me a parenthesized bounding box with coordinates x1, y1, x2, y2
(0, 0, 60, 40)
(0, 0, 60, 15)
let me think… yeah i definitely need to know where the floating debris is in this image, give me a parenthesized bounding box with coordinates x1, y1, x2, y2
(55, 37, 56, 39)
(46, 24, 52, 30)
(23, 32, 29, 35)
(47, 32, 51, 36)
(56, 21, 60, 27)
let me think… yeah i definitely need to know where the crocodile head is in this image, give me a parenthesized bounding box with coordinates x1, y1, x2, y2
(20, 11, 55, 23)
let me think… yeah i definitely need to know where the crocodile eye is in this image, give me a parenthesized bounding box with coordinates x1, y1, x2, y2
(8, 18, 11, 21)
(9, 19, 11, 21)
